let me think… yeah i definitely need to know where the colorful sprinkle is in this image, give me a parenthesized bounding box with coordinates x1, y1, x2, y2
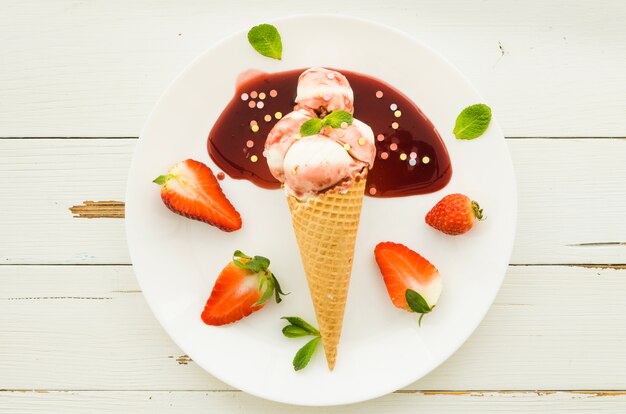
(380, 152, 389, 160)
(409, 159, 417, 167)
(240, 93, 249, 101)
(246, 140, 254, 148)
(390, 103, 398, 111)
(375, 90, 384, 99)
(251, 125, 259, 132)
(409, 152, 418, 159)
(377, 134, 385, 142)
(400, 153, 407, 161)
(257, 101, 265, 109)
(248, 101, 256, 108)
(422, 156, 430, 164)
(369, 187, 377, 195)
(294, 133, 301, 140)
(250, 155, 258, 163)
(340, 122, 348, 129)
(264, 114, 272, 122)
(269, 89, 278, 97)
(250, 91, 258, 99)
(358, 137, 366, 145)
(250, 120, 258, 126)
(394, 110, 402, 118)
(258, 92, 266, 100)
(291, 166, 298, 175)
(327, 72, 335, 80)
(217, 172, 225, 180)
(390, 143, 398, 151)
(391, 122, 399, 129)
(343, 143, 351, 151)
(323, 94, 331, 101)
(275, 112, 283, 119)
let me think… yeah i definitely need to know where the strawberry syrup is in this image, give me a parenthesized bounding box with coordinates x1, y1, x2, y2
(207, 69, 452, 197)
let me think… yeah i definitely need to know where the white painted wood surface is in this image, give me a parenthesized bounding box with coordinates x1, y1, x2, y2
(1, 0, 625, 412)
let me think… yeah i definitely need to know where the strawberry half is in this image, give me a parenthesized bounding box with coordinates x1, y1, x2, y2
(374, 242, 442, 326)
(425, 193, 483, 235)
(153, 159, 242, 232)
(201, 251, 286, 326)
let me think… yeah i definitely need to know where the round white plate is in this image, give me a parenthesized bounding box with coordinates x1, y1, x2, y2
(126, 15, 516, 406)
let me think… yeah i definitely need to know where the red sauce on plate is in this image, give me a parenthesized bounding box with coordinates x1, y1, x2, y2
(208, 69, 452, 197)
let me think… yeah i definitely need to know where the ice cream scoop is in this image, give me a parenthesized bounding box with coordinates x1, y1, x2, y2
(327, 118, 376, 167)
(295, 67, 354, 116)
(263, 109, 313, 182)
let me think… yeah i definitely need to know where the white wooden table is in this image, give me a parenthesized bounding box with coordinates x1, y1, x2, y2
(2, 1, 626, 412)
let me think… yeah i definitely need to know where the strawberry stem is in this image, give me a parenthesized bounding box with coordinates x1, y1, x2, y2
(471, 201, 484, 220)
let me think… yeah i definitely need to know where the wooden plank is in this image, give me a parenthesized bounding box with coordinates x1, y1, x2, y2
(1, 265, 625, 391)
(2, 138, 625, 264)
(1, 0, 625, 137)
(2, 391, 626, 413)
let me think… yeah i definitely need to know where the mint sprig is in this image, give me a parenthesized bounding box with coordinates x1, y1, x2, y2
(405, 289, 434, 327)
(281, 316, 321, 370)
(453, 103, 492, 140)
(247, 24, 282, 60)
(232, 250, 287, 306)
(299, 110, 354, 137)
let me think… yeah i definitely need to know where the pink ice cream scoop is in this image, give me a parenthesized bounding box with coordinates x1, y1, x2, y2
(327, 118, 376, 167)
(263, 109, 313, 182)
(294, 67, 354, 116)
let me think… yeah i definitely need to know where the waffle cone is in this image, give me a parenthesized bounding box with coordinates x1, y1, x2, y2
(287, 173, 367, 371)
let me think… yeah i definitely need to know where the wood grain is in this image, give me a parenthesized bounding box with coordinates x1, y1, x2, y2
(69, 201, 125, 219)
(2, 138, 625, 265)
(2, 391, 626, 413)
(1, 265, 625, 391)
(0, 0, 625, 137)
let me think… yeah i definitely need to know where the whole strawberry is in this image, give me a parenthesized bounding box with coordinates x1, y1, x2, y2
(425, 193, 484, 235)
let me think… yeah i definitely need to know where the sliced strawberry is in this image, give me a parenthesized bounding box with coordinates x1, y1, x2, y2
(153, 159, 242, 232)
(374, 242, 442, 325)
(201, 251, 286, 326)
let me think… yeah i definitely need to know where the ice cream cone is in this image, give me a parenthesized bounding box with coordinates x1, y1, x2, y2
(287, 172, 367, 370)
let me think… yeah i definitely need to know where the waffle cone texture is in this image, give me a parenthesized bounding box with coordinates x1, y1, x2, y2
(287, 174, 367, 370)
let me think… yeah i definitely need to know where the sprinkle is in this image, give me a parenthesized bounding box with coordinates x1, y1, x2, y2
(422, 156, 430, 164)
(291, 166, 298, 175)
(380, 152, 389, 160)
(394, 110, 402, 118)
(275, 112, 283, 119)
(409, 152, 418, 159)
(257, 101, 265, 109)
(250, 155, 258, 163)
(258, 92, 266, 100)
(251, 125, 259, 132)
(375, 90, 384, 99)
(250, 120, 258, 126)
(248, 101, 256, 108)
(390, 103, 398, 111)
(264, 114, 272, 122)
(391, 122, 399, 129)
(294, 133, 301, 140)
(390, 143, 398, 151)
(343, 143, 351, 151)
(400, 153, 407, 161)
(377, 134, 385, 142)
(358, 137, 366, 145)
(323, 94, 331, 101)
(340, 122, 348, 129)
(240, 93, 249, 101)
(246, 140, 254, 148)
(269, 89, 278, 97)
(217, 172, 225, 180)
(369, 187, 377, 195)
(327, 72, 335, 80)
(250, 91, 258, 99)
(409, 159, 417, 166)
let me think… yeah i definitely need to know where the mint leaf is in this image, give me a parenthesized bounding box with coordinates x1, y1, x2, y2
(293, 336, 321, 371)
(247, 24, 282, 60)
(300, 118, 324, 136)
(152, 175, 171, 185)
(281, 316, 320, 336)
(453, 103, 492, 140)
(282, 325, 310, 338)
(323, 110, 353, 128)
(406, 289, 432, 314)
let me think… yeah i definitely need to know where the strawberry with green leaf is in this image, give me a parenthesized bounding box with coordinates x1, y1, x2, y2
(201, 251, 286, 326)
(374, 242, 443, 326)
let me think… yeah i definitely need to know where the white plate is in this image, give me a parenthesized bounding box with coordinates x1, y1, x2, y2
(126, 15, 517, 406)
